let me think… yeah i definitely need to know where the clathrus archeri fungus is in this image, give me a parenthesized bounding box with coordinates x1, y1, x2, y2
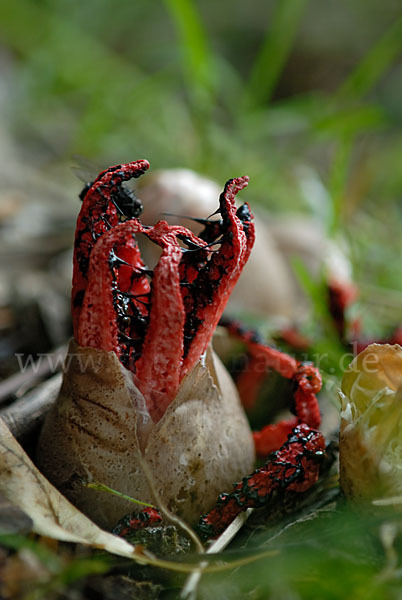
(198, 320, 325, 538)
(38, 159, 326, 533)
(37, 160, 256, 527)
(199, 424, 326, 538)
(219, 318, 322, 455)
(72, 160, 254, 420)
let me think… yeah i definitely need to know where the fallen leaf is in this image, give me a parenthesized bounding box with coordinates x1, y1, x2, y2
(0, 418, 137, 559)
(0, 491, 33, 535)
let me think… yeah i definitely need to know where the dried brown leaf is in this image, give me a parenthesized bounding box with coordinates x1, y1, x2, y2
(0, 418, 137, 558)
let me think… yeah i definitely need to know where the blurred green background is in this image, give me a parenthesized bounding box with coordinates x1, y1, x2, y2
(1, 0, 402, 382)
(1, 0, 401, 303)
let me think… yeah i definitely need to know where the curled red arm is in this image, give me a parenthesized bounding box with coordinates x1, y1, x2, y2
(73, 162, 255, 422)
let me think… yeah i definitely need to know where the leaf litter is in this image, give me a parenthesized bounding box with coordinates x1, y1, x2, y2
(0, 416, 281, 600)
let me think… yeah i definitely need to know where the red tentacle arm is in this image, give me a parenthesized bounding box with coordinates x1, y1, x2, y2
(198, 424, 326, 538)
(134, 222, 213, 420)
(328, 278, 359, 339)
(235, 354, 268, 412)
(253, 419, 298, 456)
(76, 220, 150, 362)
(72, 159, 150, 334)
(293, 363, 322, 428)
(134, 222, 187, 421)
(112, 507, 163, 537)
(219, 319, 322, 457)
(253, 363, 322, 455)
(221, 319, 297, 381)
(180, 178, 255, 378)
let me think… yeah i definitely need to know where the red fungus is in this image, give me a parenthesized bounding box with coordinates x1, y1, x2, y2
(219, 319, 322, 456)
(67, 160, 326, 533)
(72, 161, 255, 422)
(199, 424, 326, 538)
(72, 160, 150, 335)
(112, 506, 163, 537)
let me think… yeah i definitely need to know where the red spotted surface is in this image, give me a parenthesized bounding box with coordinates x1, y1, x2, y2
(72, 160, 149, 335)
(72, 161, 255, 422)
(198, 424, 326, 538)
(70, 161, 328, 537)
(219, 318, 322, 456)
(112, 506, 163, 537)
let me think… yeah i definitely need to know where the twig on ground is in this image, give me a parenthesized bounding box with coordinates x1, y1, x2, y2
(0, 373, 62, 440)
(181, 508, 254, 600)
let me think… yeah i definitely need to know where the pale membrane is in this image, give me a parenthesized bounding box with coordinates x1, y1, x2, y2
(37, 339, 255, 529)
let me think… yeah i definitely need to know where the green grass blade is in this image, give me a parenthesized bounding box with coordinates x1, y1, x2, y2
(338, 16, 402, 100)
(244, 0, 309, 107)
(328, 134, 354, 235)
(0, 0, 143, 85)
(314, 104, 387, 138)
(86, 481, 156, 508)
(163, 0, 216, 107)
